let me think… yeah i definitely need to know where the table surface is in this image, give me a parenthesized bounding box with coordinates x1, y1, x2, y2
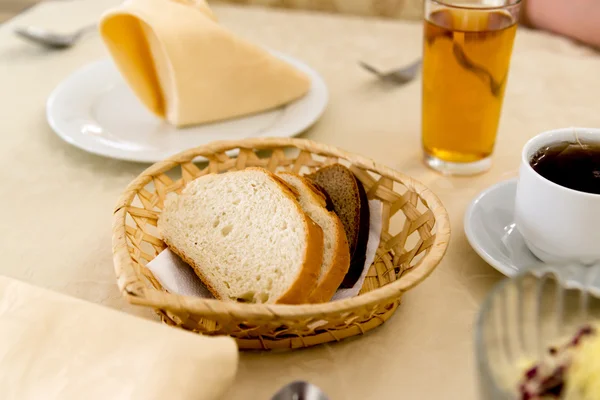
(2, 1, 600, 398)
(0, 0, 39, 23)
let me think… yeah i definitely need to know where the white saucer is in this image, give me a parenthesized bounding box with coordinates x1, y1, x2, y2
(47, 53, 328, 163)
(464, 179, 543, 277)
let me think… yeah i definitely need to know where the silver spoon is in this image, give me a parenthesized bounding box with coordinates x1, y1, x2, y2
(359, 58, 422, 85)
(14, 24, 96, 49)
(271, 381, 329, 400)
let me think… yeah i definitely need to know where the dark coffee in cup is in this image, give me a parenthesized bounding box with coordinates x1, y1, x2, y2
(530, 141, 600, 194)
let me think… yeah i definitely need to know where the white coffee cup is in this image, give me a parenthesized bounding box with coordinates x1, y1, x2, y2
(514, 127, 600, 264)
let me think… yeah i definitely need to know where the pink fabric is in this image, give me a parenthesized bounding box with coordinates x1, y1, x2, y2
(526, 0, 600, 48)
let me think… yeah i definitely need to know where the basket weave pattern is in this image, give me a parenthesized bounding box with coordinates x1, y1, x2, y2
(112, 138, 450, 350)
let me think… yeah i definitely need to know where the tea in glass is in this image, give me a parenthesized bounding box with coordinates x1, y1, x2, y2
(422, 0, 521, 175)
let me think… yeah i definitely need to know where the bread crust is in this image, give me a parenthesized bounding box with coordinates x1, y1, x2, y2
(342, 174, 370, 288)
(308, 164, 361, 255)
(260, 169, 323, 304)
(275, 214, 323, 304)
(308, 217, 350, 303)
(307, 164, 369, 289)
(279, 172, 351, 303)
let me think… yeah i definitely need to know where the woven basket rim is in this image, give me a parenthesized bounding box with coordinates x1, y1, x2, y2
(112, 137, 451, 319)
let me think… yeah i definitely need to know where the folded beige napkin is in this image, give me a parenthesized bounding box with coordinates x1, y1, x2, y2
(0, 276, 238, 400)
(99, 0, 311, 127)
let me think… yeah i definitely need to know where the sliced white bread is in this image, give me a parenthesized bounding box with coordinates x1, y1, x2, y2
(278, 172, 350, 303)
(158, 168, 323, 304)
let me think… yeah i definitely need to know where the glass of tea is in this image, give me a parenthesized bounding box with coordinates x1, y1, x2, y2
(422, 0, 522, 175)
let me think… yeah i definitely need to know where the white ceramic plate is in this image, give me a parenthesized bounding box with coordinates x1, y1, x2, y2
(47, 53, 328, 163)
(464, 179, 543, 277)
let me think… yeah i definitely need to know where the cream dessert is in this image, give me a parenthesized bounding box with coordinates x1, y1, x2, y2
(518, 325, 600, 399)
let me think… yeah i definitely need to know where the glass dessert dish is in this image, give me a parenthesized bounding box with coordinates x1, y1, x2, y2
(476, 264, 600, 399)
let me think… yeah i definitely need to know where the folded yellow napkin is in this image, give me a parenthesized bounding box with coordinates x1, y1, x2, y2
(99, 0, 311, 127)
(0, 276, 238, 400)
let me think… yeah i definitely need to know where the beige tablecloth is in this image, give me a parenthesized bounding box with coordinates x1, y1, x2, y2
(2, 1, 600, 399)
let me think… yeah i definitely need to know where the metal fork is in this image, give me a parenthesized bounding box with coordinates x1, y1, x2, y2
(358, 58, 422, 85)
(360, 42, 504, 95)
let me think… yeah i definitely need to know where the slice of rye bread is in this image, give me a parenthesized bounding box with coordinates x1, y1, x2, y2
(278, 172, 351, 303)
(158, 167, 323, 304)
(308, 164, 370, 288)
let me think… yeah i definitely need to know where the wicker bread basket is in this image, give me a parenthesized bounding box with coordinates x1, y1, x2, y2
(112, 138, 450, 350)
